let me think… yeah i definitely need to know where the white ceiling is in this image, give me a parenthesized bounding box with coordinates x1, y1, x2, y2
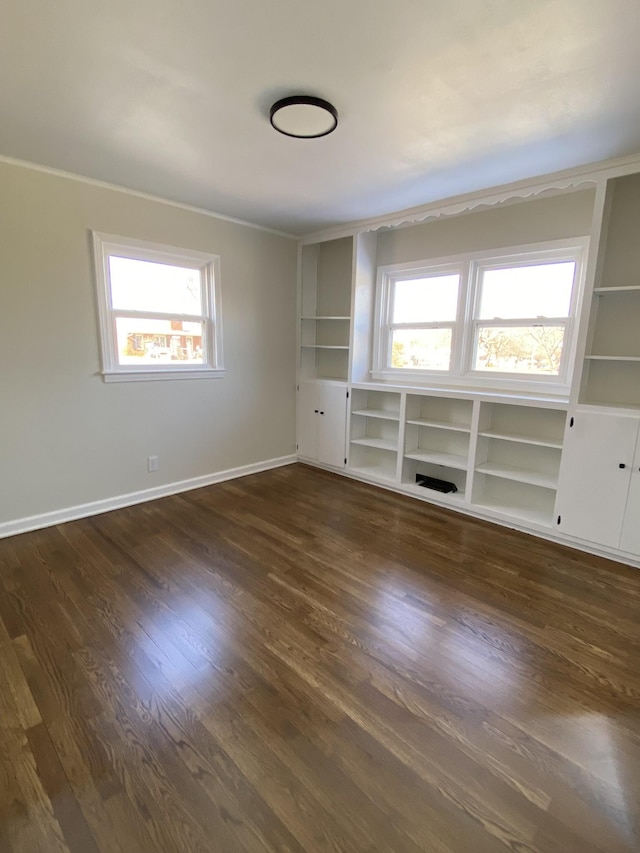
(3, 0, 640, 236)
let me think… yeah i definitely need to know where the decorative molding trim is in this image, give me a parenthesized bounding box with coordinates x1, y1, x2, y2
(0, 455, 297, 540)
(0, 154, 297, 240)
(300, 150, 640, 244)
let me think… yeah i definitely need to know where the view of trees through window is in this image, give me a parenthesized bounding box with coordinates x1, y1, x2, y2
(385, 258, 576, 377)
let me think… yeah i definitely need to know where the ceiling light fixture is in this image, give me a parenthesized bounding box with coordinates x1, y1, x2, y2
(270, 95, 338, 139)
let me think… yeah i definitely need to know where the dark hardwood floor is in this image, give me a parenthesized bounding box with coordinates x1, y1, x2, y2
(0, 463, 639, 852)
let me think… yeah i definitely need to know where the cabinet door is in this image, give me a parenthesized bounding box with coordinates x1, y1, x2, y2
(317, 384, 348, 469)
(556, 413, 638, 548)
(297, 381, 319, 460)
(620, 433, 640, 556)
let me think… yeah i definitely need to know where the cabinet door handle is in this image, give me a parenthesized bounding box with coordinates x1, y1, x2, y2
(320, 411, 325, 415)
(619, 463, 626, 469)
(314, 409, 319, 413)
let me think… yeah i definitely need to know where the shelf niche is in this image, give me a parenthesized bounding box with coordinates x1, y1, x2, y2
(300, 237, 353, 381)
(581, 173, 640, 408)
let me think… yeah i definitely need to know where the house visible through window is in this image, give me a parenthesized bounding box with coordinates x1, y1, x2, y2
(373, 239, 587, 394)
(93, 233, 223, 382)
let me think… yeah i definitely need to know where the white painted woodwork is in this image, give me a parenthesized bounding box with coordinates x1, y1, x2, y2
(581, 174, 640, 408)
(620, 435, 640, 556)
(296, 174, 640, 567)
(299, 238, 352, 382)
(297, 381, 347, 468)
(297, 382, 320, 461)
(317, 384, 349, 468)
(556, 412, 639, 547)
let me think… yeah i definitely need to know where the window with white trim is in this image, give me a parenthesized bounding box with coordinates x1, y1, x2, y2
(92, 233, 223, 382)
(373, 239, 587, 394)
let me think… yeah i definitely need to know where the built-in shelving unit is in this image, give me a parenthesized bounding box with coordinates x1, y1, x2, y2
(300, 238, 353, 381)
(346, 388, 568, 526)
(348, 390, 401, 481)
(401, 394, 472, 500)
(297, 166, 640, 566)
(471, 402, 565, 526)
(581, 174, 640, 408)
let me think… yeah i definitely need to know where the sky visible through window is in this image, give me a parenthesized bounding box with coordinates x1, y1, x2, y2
(479, 262, 574, 319)
(109, 257, 202, 314)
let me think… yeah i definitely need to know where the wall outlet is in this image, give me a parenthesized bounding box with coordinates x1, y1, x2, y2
(148, 455, 159, 473)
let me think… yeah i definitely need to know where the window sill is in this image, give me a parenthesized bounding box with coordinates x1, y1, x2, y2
(102, 368, 225, 383)
(369, 370, 570, 402)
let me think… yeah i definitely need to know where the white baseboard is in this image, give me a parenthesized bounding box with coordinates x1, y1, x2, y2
(0, 455, 297, 540)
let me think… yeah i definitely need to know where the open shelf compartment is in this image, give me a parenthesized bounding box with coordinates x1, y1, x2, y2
(477, 402, 566, 448)
(301, 317, 350, 348)
(405, 394, 473, 431)
(300, 346, 349, 381)
(348, 444, 398, 482)
(474, 434, 561, 490)
(404, 421, 470, 470)
(401, 457, 467, 502)
(472, 473, 556, 527)
(351, 389, 402, 420)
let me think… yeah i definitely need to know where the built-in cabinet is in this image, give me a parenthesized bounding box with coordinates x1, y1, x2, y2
(297, 167, 640, 567)
(556, 412, 640, 553)
(297, 380, 348, 469)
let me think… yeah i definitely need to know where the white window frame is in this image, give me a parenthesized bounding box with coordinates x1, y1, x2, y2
(372, 237, 588, 396)
(92, 232, 224, 382)
(372, 261, 465, 374)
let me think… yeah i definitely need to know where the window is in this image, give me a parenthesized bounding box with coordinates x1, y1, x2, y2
(93, 233, 223, 382)
(373, 239, 587, 394)
(388, 269, 461, 371)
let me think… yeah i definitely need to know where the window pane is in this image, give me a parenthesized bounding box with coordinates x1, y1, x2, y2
(478, 262, 575, 320)
(115, 317, 204, 366)
(474, 325, 565, 375)
(393, 274, 459, 323)
(391, 328, 452, 370)
(109, 257, 203, 314)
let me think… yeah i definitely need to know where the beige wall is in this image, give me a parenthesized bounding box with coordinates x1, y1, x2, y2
(0, 161, 297, 527)
(375, 189, 595, 266)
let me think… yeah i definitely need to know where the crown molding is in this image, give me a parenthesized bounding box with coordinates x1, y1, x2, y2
(300, 151, 640, 244)
(0, 154, 297, 240)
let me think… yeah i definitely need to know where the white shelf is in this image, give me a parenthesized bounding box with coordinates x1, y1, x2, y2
(473, 498, 554, 528)
(402, 483, 465, 502)
(348, 462, 397, 481)
(585, 355, 640, 361)
(477, 430, 562, 449)
(352, 408, 400, 421)
(475, 461, 558, 490)
(404, 449, 468, 470)
(351, 437, 398, 452)
(593, 286, 640, 292)
(406, 418, 471, 433)
(301, 315, 351, 320)
(301, 344, 350, 350)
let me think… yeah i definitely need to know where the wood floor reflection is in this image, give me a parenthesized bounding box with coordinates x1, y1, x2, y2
(0, 463, 638, 852)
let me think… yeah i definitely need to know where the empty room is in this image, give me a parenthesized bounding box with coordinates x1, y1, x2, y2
(1, 1, 639, 851)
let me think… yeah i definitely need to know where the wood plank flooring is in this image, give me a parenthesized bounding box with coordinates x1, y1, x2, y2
(0, 462, 639, 852)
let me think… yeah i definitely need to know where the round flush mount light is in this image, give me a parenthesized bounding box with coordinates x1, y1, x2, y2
(270, 95, 338, 139)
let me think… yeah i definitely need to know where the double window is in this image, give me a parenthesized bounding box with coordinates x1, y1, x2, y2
(373, 239, 587, 393)
(93, 233, 223, 382)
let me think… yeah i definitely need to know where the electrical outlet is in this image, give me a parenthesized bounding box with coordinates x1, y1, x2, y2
(148, 455, 159, 473)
